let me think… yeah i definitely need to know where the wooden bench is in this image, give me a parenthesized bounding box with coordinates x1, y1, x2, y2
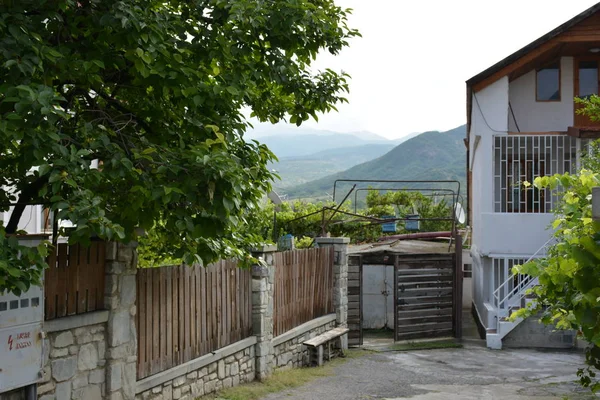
(303, 327, 349, 367)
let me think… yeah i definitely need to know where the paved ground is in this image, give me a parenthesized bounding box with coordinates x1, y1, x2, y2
(263, 339, 597, 400)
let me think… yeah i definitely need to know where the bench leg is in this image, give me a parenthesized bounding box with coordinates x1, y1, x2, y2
(317, 345, 324, 367)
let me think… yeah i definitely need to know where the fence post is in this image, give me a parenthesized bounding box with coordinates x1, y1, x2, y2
(315, 237, 349, 348)
(251, 245, 277, 381)
(104, 241, 138, 400)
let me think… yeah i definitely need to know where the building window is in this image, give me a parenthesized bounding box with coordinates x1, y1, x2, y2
(578, 60, 599, 99)
(494, 135, 580, 213)
(536, 62, 560, 101)
(463, 263, 472, 278)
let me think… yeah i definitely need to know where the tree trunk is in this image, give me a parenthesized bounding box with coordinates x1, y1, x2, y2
(5, 178, 48, 234)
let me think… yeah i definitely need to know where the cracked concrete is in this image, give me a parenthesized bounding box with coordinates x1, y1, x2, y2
(262, 342, 597, 399)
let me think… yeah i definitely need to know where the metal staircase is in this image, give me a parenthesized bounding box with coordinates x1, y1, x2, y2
(486, 238, 555, 349)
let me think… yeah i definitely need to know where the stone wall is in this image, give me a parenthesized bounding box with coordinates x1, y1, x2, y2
(32, 241, 138, 400)
(251, 245, 276, 381)
(273, 315, 337, 370)
(39, 314, 108, 400)
(132, 240, 349, 400)
(7, 239, 348, 400)
(104, 242, 138, 400)
(134, 315, 338, 400)
(503, 315, 576, 349)
(135, 338, 256, 400)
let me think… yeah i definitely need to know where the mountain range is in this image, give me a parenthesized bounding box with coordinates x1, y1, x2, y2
(269, 144, 396, 188)
(247, 126, 418, 158)
(246, 126, 421, 189)
(278, 125, 467, 202)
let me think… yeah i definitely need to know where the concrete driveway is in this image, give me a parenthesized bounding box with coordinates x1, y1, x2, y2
(262, 341, 597, 400)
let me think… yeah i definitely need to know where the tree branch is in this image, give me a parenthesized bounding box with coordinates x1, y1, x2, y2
(5, 176, 49, 234)
(94, 89, 155, 136)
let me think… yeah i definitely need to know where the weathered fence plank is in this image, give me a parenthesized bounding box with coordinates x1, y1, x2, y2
(136, 260, 252, 380)
(44, 241, 106, 320)
(272, 247, 334, 337)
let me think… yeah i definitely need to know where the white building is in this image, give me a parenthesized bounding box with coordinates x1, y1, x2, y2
(1, 205, 49, 235)
(466, 3, 600, 349)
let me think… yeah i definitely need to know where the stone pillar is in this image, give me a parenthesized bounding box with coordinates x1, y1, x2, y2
(251, 245, 277, 381)
(104, 242, 138, 400)
(315, 238, 349, 330)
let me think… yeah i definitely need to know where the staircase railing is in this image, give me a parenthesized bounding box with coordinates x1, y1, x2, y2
(492, 237, 555, 322)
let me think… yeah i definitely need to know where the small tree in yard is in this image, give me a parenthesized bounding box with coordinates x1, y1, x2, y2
(513, 97, 600, 392)
(0, 0, 359, 294)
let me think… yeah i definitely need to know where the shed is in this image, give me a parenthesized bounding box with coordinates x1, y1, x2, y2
(347, 239, 464, 344)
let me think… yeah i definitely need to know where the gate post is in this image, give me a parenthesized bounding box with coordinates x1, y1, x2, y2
(104, 241, 138, 400)
(315, 237, 349, 348)
(454, 234, 463, 339)
(251, 245, 277, 381)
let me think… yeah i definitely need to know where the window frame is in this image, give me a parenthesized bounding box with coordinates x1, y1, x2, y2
(535, 60, 561, 102)
(493, 135, 580, 214)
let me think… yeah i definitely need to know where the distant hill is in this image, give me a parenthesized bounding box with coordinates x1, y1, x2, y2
(245, 125, 422, 158)
(270, 143, 396, 189)
(257, 133, 387, 158)
(246, 125, 393, 143)
(282, 125, 467, 201)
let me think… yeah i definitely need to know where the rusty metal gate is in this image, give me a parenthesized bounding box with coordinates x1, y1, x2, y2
(394, 250, 462, 341)
(347, 255, 363, 346)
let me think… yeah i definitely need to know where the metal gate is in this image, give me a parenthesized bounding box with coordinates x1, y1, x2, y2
(347, 255, 362, 346)
(394, 251, 462, 341)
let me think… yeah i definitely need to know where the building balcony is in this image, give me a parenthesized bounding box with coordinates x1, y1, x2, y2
(477, 212, 555, 256)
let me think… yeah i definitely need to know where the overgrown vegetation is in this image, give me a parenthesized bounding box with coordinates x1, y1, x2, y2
(0, 0, 359, 293)
(139, 188, 455, 267)
(513, 98, 600, 392)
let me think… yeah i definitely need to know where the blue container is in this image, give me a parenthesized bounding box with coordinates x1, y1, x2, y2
(405, 214, 420, 231)
(278, 234, 294, 251)
(381, 216, 397, 233)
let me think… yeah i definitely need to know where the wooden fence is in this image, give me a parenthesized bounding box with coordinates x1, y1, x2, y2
(273, 247, 335, 337)
(136, 260, 252, 380)
(44, 241, 106, 321)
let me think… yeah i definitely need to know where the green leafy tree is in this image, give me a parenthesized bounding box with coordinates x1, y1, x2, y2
(0, 0, 359, 293)
(513, 101, 600, 391)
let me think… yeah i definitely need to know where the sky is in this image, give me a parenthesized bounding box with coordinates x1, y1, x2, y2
(252, 0, 600, 139)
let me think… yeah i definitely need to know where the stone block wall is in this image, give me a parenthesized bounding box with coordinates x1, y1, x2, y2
(39, 320, 107, 400)
(6, 239, 349, 400)
(251, 245, 276, 381)
(135, 340, 256, 400)
(31, 241, 137, 400)
(503, 315, 576, 349)
(273, 317, 336, 370)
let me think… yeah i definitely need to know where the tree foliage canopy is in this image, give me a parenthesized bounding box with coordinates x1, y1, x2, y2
(0, 0, 358, 294)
